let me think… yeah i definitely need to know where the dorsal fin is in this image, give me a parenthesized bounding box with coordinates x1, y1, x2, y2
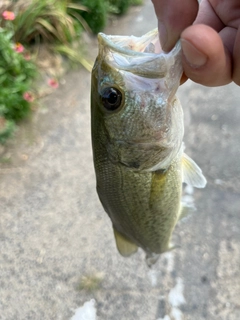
(182, 153, 207, 188)
(113, 228, 138, 257)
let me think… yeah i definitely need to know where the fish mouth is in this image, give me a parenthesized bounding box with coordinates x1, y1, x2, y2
(97, 29, 182, 79)
(98, 29, 160, 56)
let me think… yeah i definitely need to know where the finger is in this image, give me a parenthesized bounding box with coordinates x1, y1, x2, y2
(152, 0, 198, 51)
(181, 24, 232, 86)
(194, 0, 224, 30)
(233, 26, 240, 86)
(219, 26, 237, 55)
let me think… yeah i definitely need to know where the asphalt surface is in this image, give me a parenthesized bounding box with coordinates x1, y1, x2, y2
(1, 1, 240, 319)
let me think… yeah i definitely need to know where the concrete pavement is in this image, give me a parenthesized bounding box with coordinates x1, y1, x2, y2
(1, 1, 240, 319)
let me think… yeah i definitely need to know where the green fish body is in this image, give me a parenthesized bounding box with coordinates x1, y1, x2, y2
(91, 29, 206, 265)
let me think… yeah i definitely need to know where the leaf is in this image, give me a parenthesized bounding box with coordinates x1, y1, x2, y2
(36, 17, 58, 37)
(55, 44, 93, 71)
(67, 3, 89, 12)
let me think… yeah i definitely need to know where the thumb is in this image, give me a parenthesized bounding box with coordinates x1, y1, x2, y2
(152, 0, 199, 51)
(181, 25, 232, 86)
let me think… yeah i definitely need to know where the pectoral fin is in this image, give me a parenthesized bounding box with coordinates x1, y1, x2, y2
(113, 228, 138, 257)
(182, 153, 207, 188)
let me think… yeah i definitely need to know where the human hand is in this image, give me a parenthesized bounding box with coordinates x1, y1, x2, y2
(152, 0, 240, 86)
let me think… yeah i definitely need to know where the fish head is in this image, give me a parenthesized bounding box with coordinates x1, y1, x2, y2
(91, 29, 184, 171)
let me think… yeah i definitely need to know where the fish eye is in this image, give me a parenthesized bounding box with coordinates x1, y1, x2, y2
(101, 87, 123, 111)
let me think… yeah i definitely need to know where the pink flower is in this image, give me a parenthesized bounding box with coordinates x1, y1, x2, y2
(14, 43, 24, 53)
(2, 11, 15, 20)
(23, 92, 34, 102)
(47, 78, 59, 89)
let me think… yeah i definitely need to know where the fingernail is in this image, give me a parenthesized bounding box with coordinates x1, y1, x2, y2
(158, 21, 168, 51)
(181, 39, 207, 67)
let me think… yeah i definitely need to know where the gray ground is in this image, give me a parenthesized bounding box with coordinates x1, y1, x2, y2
(1, 1, 240, 319)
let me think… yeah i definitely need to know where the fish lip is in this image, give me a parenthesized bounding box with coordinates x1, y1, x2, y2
(98, 29, 159, 57)
(98, 29, 181, 57)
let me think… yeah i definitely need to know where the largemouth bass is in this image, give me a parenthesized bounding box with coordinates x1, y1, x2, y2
(91, 29, 206, 266)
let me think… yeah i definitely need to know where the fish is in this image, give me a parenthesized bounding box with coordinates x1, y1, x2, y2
(91, 29, 206, 266)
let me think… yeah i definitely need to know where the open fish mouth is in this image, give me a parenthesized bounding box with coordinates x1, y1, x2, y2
(98, 29, 161, 55)
(98, 29, 182, 79)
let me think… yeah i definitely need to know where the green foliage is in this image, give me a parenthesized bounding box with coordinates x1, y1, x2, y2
(54, 44, 93, 71)
(78, 0, 108, 34)
(74, 0, 143, 34)
(0, 119, 15, 144)
(12, 0, 87, 45)
(108, 0, 131, 15)
(0, 27, 37, 142)
(108, 0, 143, 15)
(130, 0, 143, 5)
